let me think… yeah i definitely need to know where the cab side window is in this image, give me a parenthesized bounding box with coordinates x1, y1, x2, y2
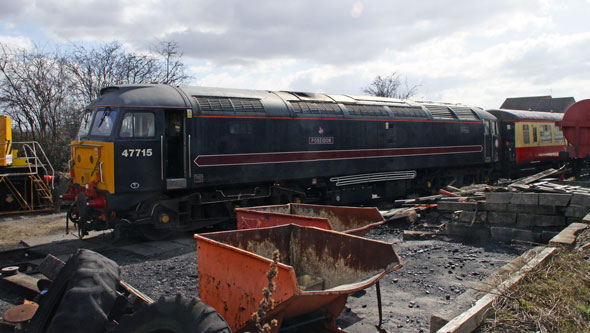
(120, 112, 155, 138)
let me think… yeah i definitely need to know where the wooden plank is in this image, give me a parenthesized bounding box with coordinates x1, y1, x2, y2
(3, 273, 41, 293)
(436, 247, 556, 333)
(403, 230, 438, 240)
(549, 223, 589, 248)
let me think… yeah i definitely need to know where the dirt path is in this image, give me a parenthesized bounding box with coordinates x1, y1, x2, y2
(0, 212, 67, 248)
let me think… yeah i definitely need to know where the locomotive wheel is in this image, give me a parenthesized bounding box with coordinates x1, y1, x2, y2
(67, 204, 81, 223)
(27, 249, 120, 333)
(113, 294, 230, 333)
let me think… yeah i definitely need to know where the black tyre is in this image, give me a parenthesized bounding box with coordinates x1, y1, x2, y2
(113, 294, 230, 333)
(27, 249, 120, 333)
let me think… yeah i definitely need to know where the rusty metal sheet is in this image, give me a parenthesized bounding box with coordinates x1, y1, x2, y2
(235, 203, 385, 236)
(2, 273, 41, 293)
(3, 303, 38, 323)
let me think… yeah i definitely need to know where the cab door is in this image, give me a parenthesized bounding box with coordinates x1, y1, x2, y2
(483, 119, 499, 163)
(164, 109, 187, 189)
(116, 110, 161, 193)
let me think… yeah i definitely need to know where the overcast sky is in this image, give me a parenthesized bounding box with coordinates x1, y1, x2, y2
(1, 0, 588, 108)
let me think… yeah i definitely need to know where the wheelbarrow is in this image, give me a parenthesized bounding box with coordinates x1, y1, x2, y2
(195, 224, 402, 332)
(235, 203, 385, 236)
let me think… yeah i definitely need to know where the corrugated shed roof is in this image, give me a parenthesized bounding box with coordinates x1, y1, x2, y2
(500, 96, 575, 113)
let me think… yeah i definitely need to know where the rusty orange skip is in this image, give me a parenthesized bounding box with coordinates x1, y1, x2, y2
(195, 224, 402, 332)
(235, 203, 386, 236)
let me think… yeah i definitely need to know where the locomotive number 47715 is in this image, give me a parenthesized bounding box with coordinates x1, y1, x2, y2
(121, 148, 153, 157)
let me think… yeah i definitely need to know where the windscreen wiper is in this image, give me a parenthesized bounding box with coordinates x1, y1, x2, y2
(97, 107, 112, 128)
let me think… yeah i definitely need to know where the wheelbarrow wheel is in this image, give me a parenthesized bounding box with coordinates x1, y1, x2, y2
(27, 249, 120, 333)
(114, 294, 230, 333)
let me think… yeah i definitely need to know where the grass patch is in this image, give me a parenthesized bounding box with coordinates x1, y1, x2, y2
(479, 244, 590, 332)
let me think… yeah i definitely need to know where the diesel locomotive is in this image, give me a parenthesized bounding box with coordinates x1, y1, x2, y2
(62, 84, 564, 238)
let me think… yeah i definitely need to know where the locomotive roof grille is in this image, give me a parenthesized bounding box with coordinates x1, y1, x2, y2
(194, 96, 265, 113)
(425, 105, 458, 119)
(344, 104, 389, 117)
(290, 101, 343, 114)
(450, 106, 480, 120)
(387, 105, 428, 118)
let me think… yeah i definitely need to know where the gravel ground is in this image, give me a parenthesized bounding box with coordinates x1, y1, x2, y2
(339, 223, 523, 332)
(107, 217, 523, 332)
(0, 211, 525, 332)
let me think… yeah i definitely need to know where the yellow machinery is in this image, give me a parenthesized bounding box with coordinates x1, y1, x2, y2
(0, 116, 12, 166)
(0, 115, 55, 213)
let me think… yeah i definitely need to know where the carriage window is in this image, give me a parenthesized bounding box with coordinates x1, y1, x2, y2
(522, 124, 530, 144)
(532, 127, 538, 142)
(540, 124, 552, 143)
(90, 109, 118, 137)
(120, 112, 155, 138)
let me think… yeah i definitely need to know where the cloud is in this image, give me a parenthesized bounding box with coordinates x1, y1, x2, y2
(0, 0, 554, 65)
(0, 0, 589, 108)
(0, 35, 32, 50)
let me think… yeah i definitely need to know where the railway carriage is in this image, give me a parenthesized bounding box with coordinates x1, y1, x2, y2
(64, 85, 497, 238)
(487, 109, 566, 175)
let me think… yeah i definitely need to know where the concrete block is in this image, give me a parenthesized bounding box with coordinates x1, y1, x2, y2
(509, 204, 558, 215)
(583, 213, 590, 224)
(565, 204, 590, 218)
(445, 222, 490, 241)
(490, 227, 514, 242)
(510, 193, 538, 205)
(570, 193, 590, 207)
(516, 214, 566, 228)
(549, 222, 589, 248)
(437, 201, 478, 212)
(483, 203, 509, 211)
(485, 192, 512, 204)
(487, 211, 517, 225)
(512, 228, 542, 243)
(458, 210, 487, 224)
(538, 193, 571, 207)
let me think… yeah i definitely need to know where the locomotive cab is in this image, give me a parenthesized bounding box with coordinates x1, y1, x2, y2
(64, 102, 192, 236)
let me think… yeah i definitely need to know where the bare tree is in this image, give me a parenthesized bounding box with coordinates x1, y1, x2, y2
(151, 40, 191, 85)
(0, 43, 79, 169)
(68, 42, 162, 103)
(363, 72, 419, 99)
(0, 44, 73, 140)
(0, 40, 192, 170)
(69, 41, 191, 104)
